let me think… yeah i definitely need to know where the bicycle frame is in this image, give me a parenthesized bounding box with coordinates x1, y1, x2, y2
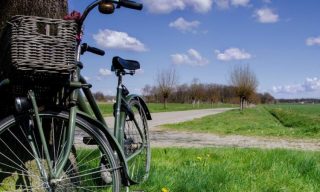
(11, 0, 150, 186)
(77, 73, 150, 185)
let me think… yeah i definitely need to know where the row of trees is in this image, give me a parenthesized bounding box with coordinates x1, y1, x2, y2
(92, 65, 275, 109)
(142, 81, 275, 107)
(149, 65, 274, 110)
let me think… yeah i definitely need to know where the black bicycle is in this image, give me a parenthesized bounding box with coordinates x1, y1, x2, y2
(0, 0, 150, 191)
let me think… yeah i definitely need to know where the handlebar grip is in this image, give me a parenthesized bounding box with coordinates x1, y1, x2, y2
(119, 0, 143, 10)
(86, 44, 105, 56)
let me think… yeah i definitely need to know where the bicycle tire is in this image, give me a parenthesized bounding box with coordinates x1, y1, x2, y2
(0, 110, 121, 192)
(123, 99, 151, 183)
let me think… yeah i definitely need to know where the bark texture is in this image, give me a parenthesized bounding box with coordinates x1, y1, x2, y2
(0, 0, 68, 30)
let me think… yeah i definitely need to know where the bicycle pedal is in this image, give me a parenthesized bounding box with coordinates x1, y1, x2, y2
(83, 137, 98, 145)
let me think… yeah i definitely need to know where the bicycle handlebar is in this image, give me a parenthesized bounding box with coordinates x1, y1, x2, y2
(79, 0, 143, 27)
(81, 43, 105, 56)
(118, 0, 143, 10)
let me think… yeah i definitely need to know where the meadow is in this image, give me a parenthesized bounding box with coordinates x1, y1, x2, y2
(164, 104, 320, 139)
(98, 103, 320, 191)
(97, 102, 235, 116)
(133, 148, 320, 192)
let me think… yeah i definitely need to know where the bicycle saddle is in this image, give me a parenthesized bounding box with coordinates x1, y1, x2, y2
(111, 56, 140, 71)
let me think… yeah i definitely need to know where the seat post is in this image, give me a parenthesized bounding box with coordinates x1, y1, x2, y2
(116, 70, 123, 88)
(114, 69, 124, 139)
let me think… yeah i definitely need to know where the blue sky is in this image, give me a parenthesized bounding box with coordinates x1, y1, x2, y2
(69, 0, 320, 99)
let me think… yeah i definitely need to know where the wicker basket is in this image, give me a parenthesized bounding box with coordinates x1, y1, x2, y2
(0, 15, 78, 78)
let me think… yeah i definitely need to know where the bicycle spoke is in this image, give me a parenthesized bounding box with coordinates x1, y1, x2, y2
(0, 112, 120, 191)
(0, 138, 33, 173)
(7, 130, 38, 161)
(64, 148, 99, 174)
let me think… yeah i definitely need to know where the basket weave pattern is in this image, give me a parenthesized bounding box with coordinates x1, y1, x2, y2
(0, 15, 78, 76)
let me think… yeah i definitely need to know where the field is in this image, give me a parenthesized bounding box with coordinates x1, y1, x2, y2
(164, 104, 320, 139)
(132, 148, 320, 192)
(97, 102, 235, 116)
(98, 103, 320, 191)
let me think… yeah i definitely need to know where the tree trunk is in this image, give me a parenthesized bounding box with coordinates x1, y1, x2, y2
(164, 97, 168, 109)
(0, 0, 68, 31)
(0, 0, 69, 169)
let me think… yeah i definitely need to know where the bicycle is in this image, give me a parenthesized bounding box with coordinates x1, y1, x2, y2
(0, 0, 150, 191)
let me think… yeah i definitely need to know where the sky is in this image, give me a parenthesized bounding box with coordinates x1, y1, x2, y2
(68, 0, 320, 99)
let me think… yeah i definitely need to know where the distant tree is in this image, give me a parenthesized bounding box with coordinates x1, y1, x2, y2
(260, 92, 275, 104)
(174, 83, 190, 103)
(142, 84, 152, 102)
(93, 91, 106, 102)
(190, 78, 205, 108)
(206, 84, 221, 107)
(156, 68, 178, 109)
(230, 65, 258, 110)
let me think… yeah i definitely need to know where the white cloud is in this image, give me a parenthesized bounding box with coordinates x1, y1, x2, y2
(93, 29, 147, 52)
(306, 36, 320, 46)
(99, 68, 112, 76)
(231, 0, 250, 7)
(215, 48, 251, 61)
(272, 77, 320, 94)
(84, 76, 90, 81)
(254, 8, 279, 23)
(214, 0, 229, 9)
(141, 0, 213, 14)
(171, 49, 209, 66)
(214, 0, 250, 9)
(169, 17, 200, 32)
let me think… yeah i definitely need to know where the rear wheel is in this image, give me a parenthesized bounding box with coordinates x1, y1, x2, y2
(123, 99, 151, 183)
(0, 111, 121, 191)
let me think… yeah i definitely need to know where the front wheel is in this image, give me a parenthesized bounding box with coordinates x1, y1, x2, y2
(0, 111, 121, 191)
(123, 99, 151, 183)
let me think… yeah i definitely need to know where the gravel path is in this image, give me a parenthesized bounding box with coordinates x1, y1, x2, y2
(105, 108, 320, 151)
(148, 109, 320, 151)
(150, 130, 320, 151)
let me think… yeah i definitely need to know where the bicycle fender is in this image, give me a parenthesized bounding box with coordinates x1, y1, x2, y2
(76, 111, 135, 186)
(125, 94, 152, 120)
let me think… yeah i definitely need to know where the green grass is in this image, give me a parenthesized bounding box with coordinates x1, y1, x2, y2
(133, 148, 320, 192)
(97, 102, 114, 116)
(146, 103, 234, 113)
(267, 104, 320, 116)
(164, 105, 320, 138)
(97, 102, 234, 116)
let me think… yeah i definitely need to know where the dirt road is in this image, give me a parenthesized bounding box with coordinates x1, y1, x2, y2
(106, 108, 320, 151)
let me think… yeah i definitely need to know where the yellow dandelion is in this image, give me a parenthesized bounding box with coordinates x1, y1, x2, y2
(196, 156, 203, 161)
(161, 187, 169, 192)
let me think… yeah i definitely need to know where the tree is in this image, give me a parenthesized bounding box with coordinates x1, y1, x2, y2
(174, 83, 190, 103)
(0, 0, 70, 185)
(260, 92, 275, 104)
(189, 78, 205, 108)
(142, 84, 153, 102)
(156, 68, 177, 109)
(230, 65, 258, 110)
(206, 84, 221, 107)
(93, 91, 106, 102)
(0, 0, 68, 30)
